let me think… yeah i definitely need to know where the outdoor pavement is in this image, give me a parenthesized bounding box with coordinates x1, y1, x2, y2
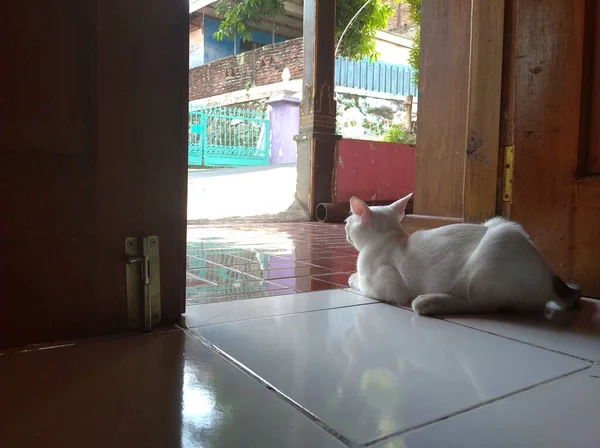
(187, 163, 308, 223)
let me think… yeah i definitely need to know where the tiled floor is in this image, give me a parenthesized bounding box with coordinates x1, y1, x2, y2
(2, 291, 599, 447)
(186, 223, 357, 305)
(2, 223, 600, 447)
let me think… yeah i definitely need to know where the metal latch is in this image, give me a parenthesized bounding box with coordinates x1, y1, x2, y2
(125, 236, 161, 331)
(502, 145, 514, 202)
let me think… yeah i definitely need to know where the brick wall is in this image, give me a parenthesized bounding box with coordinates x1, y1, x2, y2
(189, 38, 303, 101)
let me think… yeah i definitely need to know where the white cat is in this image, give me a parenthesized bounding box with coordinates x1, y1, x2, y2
(345, 193, 581, 316)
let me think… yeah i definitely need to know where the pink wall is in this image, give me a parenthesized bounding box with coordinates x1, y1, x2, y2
(333, 139, 415, 203)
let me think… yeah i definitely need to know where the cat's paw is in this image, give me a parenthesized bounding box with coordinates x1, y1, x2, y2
(348, 273, 360, 290)
(412, 295, 437, 316)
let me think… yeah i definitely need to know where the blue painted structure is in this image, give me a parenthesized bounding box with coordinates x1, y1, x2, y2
(201, 17, 289, 65)
(335, 58, 418, 97)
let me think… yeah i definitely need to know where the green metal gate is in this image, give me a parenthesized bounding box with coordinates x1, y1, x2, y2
(188, 104, 270, 167)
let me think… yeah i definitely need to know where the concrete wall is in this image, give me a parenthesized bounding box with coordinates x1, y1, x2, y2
(267, 93, 300, 164)
(189, 34, 414, 101)
(333, 139, 415, 203)
(374, 31, 411, 64)
(189, 27, 204, 69)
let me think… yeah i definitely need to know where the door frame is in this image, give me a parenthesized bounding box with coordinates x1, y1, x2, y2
(499, 0, 600, 295)
(402, 0, 505, 229)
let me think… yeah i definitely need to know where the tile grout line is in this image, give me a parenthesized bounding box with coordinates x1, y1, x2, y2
(364, 362, 594, 447)
(187, 273, 594, 363)
(183, 300, 379, 329)
(333, 294, 596, 363)
(182, 327, 363, 448)
(435, 317, 596, 362)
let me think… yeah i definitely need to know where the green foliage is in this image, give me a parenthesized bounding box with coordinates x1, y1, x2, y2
(335, 0, 395, 61)
(213, 0, 285, 43)
(363, 119, 389, 136)
(213, 0, 395, 61)
(383, 123, 416, 145)
(401, 0, 421, 83)
(402, 0, 421, 23)
(408, 32, 420, 83)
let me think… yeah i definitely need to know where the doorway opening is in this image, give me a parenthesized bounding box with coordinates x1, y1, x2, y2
(184, 1, 418, 307)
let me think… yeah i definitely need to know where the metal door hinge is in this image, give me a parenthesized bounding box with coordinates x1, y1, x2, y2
(502, 145, 514, 202)
(125, 236, 161, 331)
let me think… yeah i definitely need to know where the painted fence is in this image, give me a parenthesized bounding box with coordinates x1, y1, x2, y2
(188, 105, 269, 167)
(335, 58, 418, 97)
(188, 60, 417, 167)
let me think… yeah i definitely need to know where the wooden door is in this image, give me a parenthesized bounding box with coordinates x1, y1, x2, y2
(506, 0, 600, 298)
(0, 0, 189, 349)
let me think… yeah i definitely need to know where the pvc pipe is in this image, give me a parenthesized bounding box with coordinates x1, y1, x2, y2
(315, 200, 397, 223)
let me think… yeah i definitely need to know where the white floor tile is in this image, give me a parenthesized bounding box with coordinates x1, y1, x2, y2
(377, 365, 600, 448)
(183, 289, 375, 328)
(178, 332, 347, 447)
(194, 303, 590, 445)
(444, 298, 600, 361)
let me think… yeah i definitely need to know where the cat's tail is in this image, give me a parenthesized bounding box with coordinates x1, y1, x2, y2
(483, 216, 530, 238)
(552, 274, 582, 310)
(484, 217, 582, 310)
(483, 216, 509, 228)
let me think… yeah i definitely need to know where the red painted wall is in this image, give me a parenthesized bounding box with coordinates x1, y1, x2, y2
(333, 139, 415, 203)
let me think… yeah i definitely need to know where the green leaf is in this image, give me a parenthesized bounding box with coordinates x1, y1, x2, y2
(213, 0, 396, 61)
(400, 0, 421, 84)
(383, 123, 416, 145)
(335, 0, 395, 61)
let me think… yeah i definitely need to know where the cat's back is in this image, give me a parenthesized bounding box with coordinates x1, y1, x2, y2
(394, 224, 488, 294)
(409, 223, 487, 253)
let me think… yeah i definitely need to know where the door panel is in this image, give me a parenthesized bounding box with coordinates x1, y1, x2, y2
(95, 0, 189, 327)
(573, 179, 600, 295)
(0, 0, 188, 349)
(573, 0, 600, 295)
(0, 156, 96, 345)
(0, 1, 92, 156)
(587, 0, 600, 174)
(510, 0, 600, 297)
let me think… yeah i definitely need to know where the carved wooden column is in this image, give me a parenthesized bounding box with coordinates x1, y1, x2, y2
(294, 0, 340, 219)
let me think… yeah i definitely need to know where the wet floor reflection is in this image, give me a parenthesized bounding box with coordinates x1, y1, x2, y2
(186, 223, 357, 305)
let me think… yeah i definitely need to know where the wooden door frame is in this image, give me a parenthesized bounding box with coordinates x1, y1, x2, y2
(401, 0, 505, 230)
(499, 0, 600, 294)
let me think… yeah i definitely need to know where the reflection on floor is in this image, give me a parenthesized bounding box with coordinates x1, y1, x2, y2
(2, 292, 599, 447)
(4, 222, 600, 447)
(186, 223, 357, 305)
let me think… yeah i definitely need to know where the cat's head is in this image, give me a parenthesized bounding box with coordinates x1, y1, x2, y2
(345, 193, 413, 251)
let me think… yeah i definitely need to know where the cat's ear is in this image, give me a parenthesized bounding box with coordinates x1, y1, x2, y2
(350, 196, 372, 222)
(390, 193, 413, 220)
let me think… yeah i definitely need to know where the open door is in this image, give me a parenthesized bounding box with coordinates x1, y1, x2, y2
(506, 0, 600, 298)
(0, 0, 188, 349)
